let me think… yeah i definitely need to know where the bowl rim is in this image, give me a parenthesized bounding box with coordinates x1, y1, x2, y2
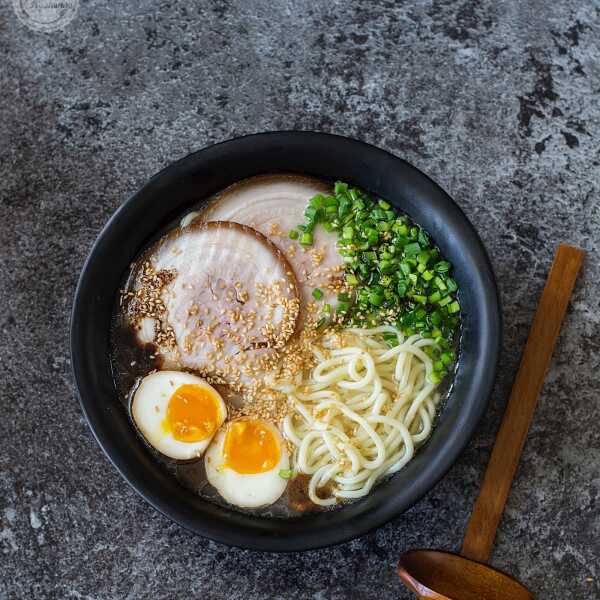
(71, 131, 502, 552)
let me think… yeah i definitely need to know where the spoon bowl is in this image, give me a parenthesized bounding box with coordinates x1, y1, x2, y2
(397, 550, 535, 600)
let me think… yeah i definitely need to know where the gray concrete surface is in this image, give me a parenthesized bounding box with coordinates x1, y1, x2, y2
(1, 1, 599, 598)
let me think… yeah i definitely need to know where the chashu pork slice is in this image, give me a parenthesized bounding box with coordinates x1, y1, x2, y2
(183, 175, 346, 317)
(124, 221, 300, 395)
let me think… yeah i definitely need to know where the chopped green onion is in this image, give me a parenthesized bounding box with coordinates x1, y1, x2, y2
(383, 332, 399, 347)
(417, 251, 430, 265)
(428, 372, 442, 385)
(310, 194, 325, 209)
(279, 469, 293, 479)
(304, 206, 319, 221)
(404, 242, 421, 256)
(418, 229, 429, 247)
(346, 273, 358, 286)
(343, 225, 354, 240)
(293, 181, 460, 340)
(400, 262, 411, 276)
(441, 351, 454, 365)
(448, 300, 461, 314)
(434, 276, 447, 290)
(368, 292, 384, 306)
(393, 222, 409, 236)
(300, 232, 313, 245)
(430, 311, 442, 326)
(337, 301, 350, 313)
(380, 260, 394, 273)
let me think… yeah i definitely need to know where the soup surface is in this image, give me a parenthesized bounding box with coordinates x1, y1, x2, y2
(111, 175, 461, 516)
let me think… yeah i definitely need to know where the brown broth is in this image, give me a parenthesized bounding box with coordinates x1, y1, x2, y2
(108, 175, 460, 519)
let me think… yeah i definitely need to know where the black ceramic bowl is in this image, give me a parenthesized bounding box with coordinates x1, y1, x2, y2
(71, 132, 501, 551)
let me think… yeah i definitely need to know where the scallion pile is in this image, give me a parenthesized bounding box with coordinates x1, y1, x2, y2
(290, 181, 461, 383)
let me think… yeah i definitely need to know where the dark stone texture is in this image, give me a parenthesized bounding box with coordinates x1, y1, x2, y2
(1, 1, 598, 598)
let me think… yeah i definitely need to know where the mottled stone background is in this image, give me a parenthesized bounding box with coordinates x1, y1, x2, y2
(1, 1, 599, 598)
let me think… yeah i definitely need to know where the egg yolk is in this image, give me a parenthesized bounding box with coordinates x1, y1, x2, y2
(223, 420, 280, 474)
(163, 384, 221, 443)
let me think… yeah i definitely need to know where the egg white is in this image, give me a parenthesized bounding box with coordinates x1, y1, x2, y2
(205, 420, 290, 509)
(131, 370, 226, 460)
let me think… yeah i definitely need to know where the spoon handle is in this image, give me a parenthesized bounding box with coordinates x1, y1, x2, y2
(460, 244, 584, 563)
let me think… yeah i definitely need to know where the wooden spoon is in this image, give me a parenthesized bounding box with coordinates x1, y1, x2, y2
(397, 244, 584, 600)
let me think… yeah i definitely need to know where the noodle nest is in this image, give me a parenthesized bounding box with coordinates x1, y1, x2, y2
(274, 326, 443, 506)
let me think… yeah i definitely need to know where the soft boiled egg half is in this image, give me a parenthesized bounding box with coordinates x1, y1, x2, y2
(131, 371, 227, 460)
(205, 418, 290, 508)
